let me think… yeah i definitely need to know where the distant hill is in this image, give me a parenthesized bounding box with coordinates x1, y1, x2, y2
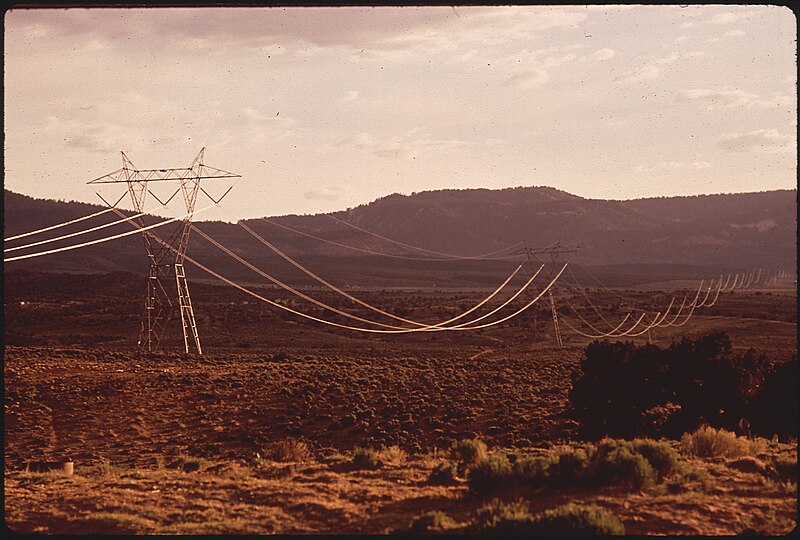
(3, 187, 796, 286)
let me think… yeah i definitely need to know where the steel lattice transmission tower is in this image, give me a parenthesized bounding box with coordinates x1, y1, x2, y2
(88, 148, 240, 354)
(512, 241, 578, 348)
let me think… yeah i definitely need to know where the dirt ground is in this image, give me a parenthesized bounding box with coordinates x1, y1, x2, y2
(3, 274, 797, 534)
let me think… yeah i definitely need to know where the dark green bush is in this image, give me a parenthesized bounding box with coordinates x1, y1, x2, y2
(593, 447, 656, 490)
(569, 332, 782, 440)
(467, 454, 512, 494)
(511, 455, 554, 485)
(750, 354, 797, 439)
(473, 499, 532, 533)
(473, 500, 624, 535)
(525, 503, 625, 535)
(468, 439, 676, 496)
(555, 448, 592, 482)
(631, 439, 679, 480)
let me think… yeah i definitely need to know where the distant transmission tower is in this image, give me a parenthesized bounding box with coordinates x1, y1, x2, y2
(513, 241, 578, 348)
(88, 148, 240, 354)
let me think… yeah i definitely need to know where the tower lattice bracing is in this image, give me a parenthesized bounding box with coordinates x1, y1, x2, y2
(514, 241, 577, 348)
(88, 148, 240, 354)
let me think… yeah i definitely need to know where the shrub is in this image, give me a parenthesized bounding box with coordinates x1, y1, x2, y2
(554, 448, 592, 482)
(631, 439, 679, 480)
(680, 426, 765, 458)
(511, 455, 554, 486)
(473, 501, 624, 535)
(407, 511, 459, 533)
(450, 438, 488, 473)
(261, 439, 311, 462)
(473, 498, 532, 533)
(525, 503, 625, 535)
(593, 446, 656, 490)
(569, 332, 776, 440)
(467, 454, 512, 494)
(351, 447, 380, 469)
(428, 461, 459, 485)
(749, 354, 797, 439)
(377, 445, 407, 467)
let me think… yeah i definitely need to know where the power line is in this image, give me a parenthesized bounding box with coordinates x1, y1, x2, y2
(327, 214, 525, 260)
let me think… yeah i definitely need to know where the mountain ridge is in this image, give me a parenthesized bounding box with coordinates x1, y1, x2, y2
(3, 186, 796, 285)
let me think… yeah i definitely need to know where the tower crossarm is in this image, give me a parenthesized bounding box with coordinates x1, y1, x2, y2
(87, 165, 240, 184)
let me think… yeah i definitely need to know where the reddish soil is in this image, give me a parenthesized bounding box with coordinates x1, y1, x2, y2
(3, 274, 797, 534)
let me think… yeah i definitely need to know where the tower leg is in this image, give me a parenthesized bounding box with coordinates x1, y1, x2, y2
(175, 263, 202, 354)
(549, 290, 563, 348)
(139, 263, 173, 352)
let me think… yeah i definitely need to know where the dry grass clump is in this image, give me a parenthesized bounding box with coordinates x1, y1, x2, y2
(376, 445, 408, 467)
(467, 438, 680, 494)
(261, 439, 312, 462)
(680, 426, 766, 458)
(450, 438, 488, 473)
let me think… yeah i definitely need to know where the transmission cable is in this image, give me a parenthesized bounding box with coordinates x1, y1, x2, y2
(234, 220, 527, 328)
(4, 210, 149, 253)
(4, 204, 215, 263)
(327, 214, 525, 260)
(191, 222, 550, 332)
(3, 206, 119, 242)
(256, 217, 525, 262)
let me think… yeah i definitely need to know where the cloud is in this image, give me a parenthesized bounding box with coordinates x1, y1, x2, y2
(718, 129, 793, 153)
(342, 90, 360, 102)
(635, 161, 712, 174)
(724, 29, 746, 37)
(303, 186, 346, 201)
(675, 88, 791, 110)
(617, 65, 661, 83)
(503, 69, 550, 89)
(675, 88, 758, 109)
(347, 128, 470, 159)
(708, 10, 759, 25)
(579, 47, 615, 62)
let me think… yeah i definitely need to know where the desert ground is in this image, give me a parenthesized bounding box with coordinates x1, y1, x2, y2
(4, 271, 797, 534)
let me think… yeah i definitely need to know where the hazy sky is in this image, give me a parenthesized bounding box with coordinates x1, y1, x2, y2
(4, 5, 797, 221)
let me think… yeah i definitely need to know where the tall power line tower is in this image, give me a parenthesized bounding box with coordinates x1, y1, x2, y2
(512, 241, 578, 348)
(88, 148, 240, 354)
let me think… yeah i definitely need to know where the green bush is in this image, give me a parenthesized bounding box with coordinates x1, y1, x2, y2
(526, 503, 625, 535)
(594, 447, 657, 490)
(469, 439, 677, 496)
(555, 448, 592, 482)
(351, 447, 380, 469)
(473, 500, 624, 535)
(467, 454, 512, 494)
(473, 499, 533, 533)
(511, 455, 554, 485)
(569, 332, 782, 439)
(631, 439, 679, 480)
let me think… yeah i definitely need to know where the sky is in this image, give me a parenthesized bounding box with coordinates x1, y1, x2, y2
(4, 5, 797, 221)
